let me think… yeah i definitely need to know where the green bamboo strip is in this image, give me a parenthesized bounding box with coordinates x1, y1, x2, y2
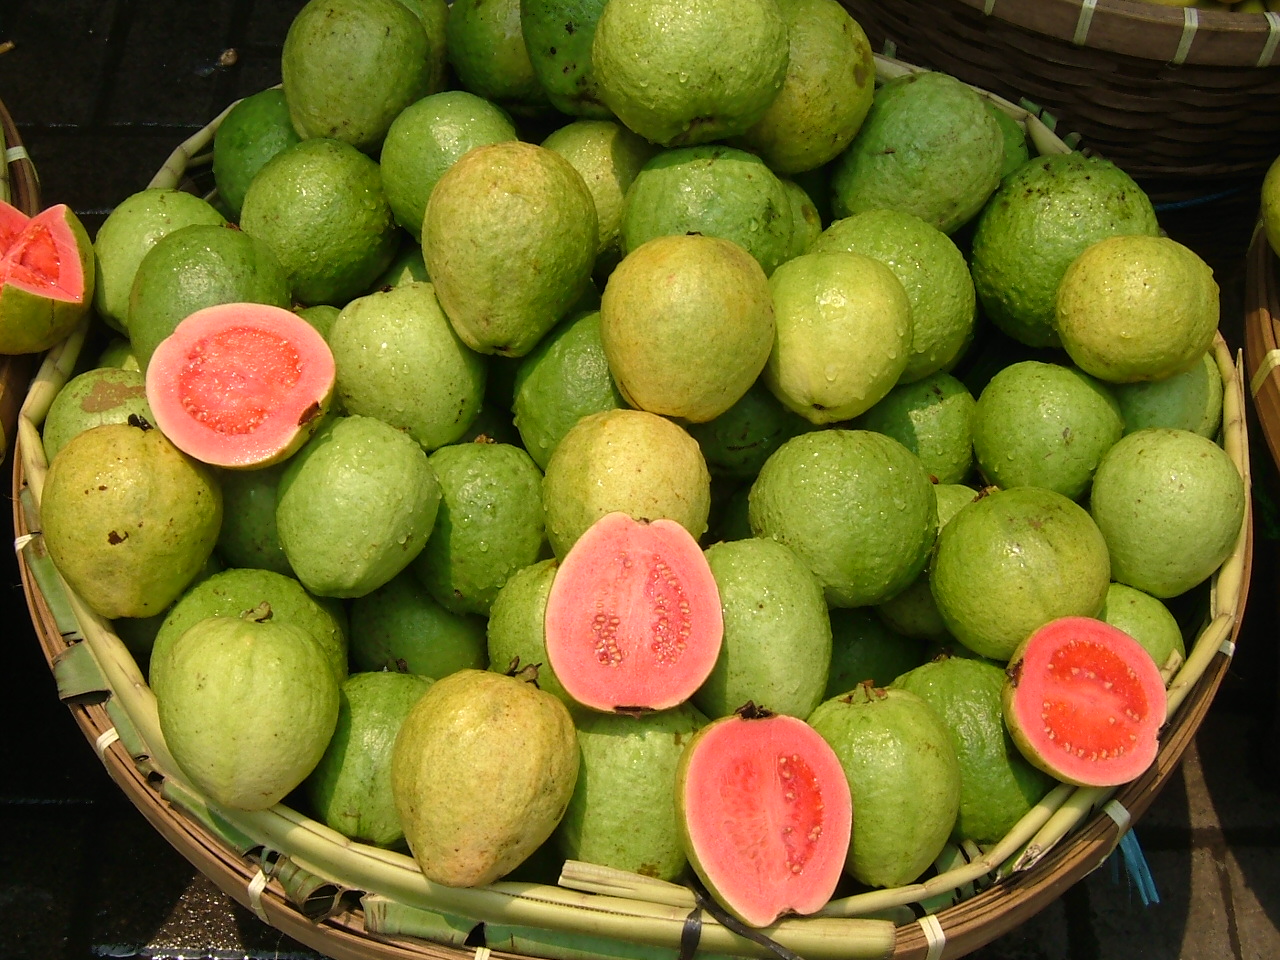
(147, 102, 238, 191)
(556, 862, 698, 910)
(2, 116, 10, 204)
(361, 896, 477, 946)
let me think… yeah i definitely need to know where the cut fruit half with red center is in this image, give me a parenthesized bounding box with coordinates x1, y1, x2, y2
(145, 302, 336, 469)
(676, 707, 853, 928)
(543, 511, 722, 713)
(0, 199, 95, 355)
(1003, 615, 1167, 788)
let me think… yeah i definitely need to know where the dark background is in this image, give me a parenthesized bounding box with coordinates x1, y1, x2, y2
(3, 2, 1280, 958)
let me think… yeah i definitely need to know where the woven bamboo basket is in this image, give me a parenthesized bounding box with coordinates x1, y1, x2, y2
(1244, 218, 1280, 472)
(836, 0, 1280, 195)
(0, 95, 42, 472)
(13, 56, 1256, 960)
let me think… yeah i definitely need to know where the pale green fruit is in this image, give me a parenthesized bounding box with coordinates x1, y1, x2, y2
(971, 360, 1124, 500)
(892, 656, 1054, 845)
(735, 0, 875, 174)
(826, 608, 926, 697)
(157, 609, 340, 811)
(411, 441, 547, 616)
(764, 250, 912, 425)
(686, 380, 811, 481)
(694, 538, 831, 720)
(591, 0, 789, 147)
(350, 569, 489, 678)
(521, 0, 613, 118)
(282, 0, 434, 152)
(541, 409, 711, 557)
(1264, 152, 1280, 259)
(748, 429, 937, 608)
(930, 486, 1111, 661)
(447, 0, 550, 114)
(215, 462, 293, 577)
(808, 685, 961, 888)
(328, 282, 487, 450)
(553, 704, 706, 881)
(781, 178, 824, 261)
(276, 415, 441, 598)
(600, 233, 775, 422)
(92, 188, 227, 333)
(40, 421, 222, 620)
(304, 671, 435, 847)
(41, 367, 153, 462)
(391, 669, 579, 886)
(829, 71, 1004, 235)
(1089, 428, 1245, 599)
(855, 373, 976, 486)
(423, 141, 598, 357)
(1112, 350, 1222, 438)
(485, 559, 568, 702)
(1098, 582, 1186, 681)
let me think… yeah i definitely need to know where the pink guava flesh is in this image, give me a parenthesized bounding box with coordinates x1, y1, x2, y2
(1004, 616, 1167, 788)
(146, 303, 336, 469)
(678, 712, 852, 928)
(543, 512, 723, 713)
(0, 203, 86, 301)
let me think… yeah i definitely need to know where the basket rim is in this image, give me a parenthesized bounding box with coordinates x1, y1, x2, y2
(1242, 218, 1280, 473)
(8, 59, 1258, 960)
(938, 0, 1280, 68)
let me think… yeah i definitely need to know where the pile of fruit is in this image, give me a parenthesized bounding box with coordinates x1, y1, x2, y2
(4, 0, 1250, 944)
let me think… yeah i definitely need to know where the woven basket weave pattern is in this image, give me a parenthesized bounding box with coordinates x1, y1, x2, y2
(839, 0, 1280, 183)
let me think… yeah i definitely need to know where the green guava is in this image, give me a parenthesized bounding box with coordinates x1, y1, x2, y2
(854, 372, 976, 486)
(826, 608, 927, 698)
(1112, 350, 1222, 438)
(411, 441, 547, 616)
(541, 408, 711, 557)
(485, 559, 569, 703)
(349, 569, 489, 678)
(446, 0, 551, 115)
(686, 380, 812, 481)
(214, 462, 293, 577)
(1098, 582, 1186, 681)
(40, 420, 222, 620)
(211, 88, 302, 220)
(41, 367, 153, 463)
(521, 0, 612, 117)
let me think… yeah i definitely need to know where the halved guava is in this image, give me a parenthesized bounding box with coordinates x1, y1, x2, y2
(145, 302, 336, 469)
(0, 199, 95, 355)
(675, 706, 852, 928)
(543, 511, 722, 713)
(1003, 616, 1167, 788)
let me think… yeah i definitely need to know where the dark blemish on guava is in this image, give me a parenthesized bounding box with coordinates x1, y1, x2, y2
(107, 530, 128, 545)
(1006, 658, 1023, 687)
(549, 46, 557, 56)
(82, 380, 146, 413)
(394, 658, 410, 673)
(565, 21, 576, 34)
(881, 148, 896, 156)
(298, 402, 323, 427)
(127, 413, 154, 431)
(637, 863, 660, 878)
(98, 485, 107, 491)
(614, 705, 654, 717)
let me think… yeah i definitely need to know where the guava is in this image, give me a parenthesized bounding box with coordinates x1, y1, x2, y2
(1112, 350, 1222, 439)
(304, 671, 435, 847)
(748, 429, 937, 607)
(511, 310, 626, 470)
(675, 706, 852, 927)
(211, 88, 302, 220)
(969, 152, 1160, 348)
(485, 559, 568, 703)
(275, 414, 442, 598)
(446, 0, 551, 115)
(156, 605, 340, 811)
(0, 201, 95, 355)
(543, 512, 723, 713)
(808, 684, 960, 889)
(391, 667, 579, 887)
(379, 90, 518, 240)
(1098, 582, 1186, 681)
(970, 360, 1124, 500)
(282, 0, 434, 152)
(144, 303, 336, 470)
(854, 372, 976, 486)
(929, 486, 1112, 661)
(986, 101, 1031, 180)
(423, 141, 598, 357)
(694, 537, 831, 720)
(541, 408, 711, 558)
(327, 281, 487, 450)
(215, 462, 293, 576)
(39, 420, 222, 620)
(554, 702, 706, 881)
(1088, 428, 1245, 599)
(349, 569, 489, 679)
(148, 566, 349, 695)
(1055, 234, 1220, 383)
(620, 146, 795, 276)
(734, 0, 875, 174)
(1003, 616, 1167, 787)
(829, 71, 1004, 235)
(782, 178, 824, 260)
(826, 608, 926, 698)
(686, 381, 812, 481)
(41, 367, 153, 463)
(92, 188, 227, 333)
(521, 0, 612, 118)
(600, 233, 775, 422)
(410, 441, 547, 616)
(591, 0, 789, 147)
(811, 208, 977, 383)
(763, 251, 912, 425)
(892, 655, 1055, 844)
